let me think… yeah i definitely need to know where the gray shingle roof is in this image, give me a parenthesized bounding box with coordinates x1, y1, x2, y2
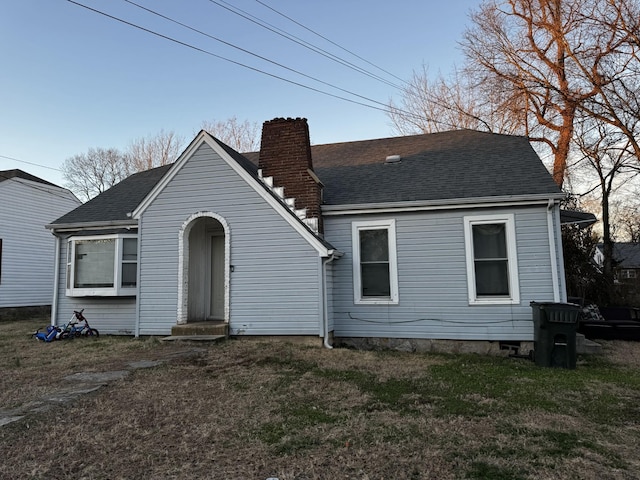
(310, 130, 561, 205)
(0, 169, 59, 187)
(51, 129, 560, 227)
(51, 165, 171, 226)
(560, 210, 597, 227)
(611, 243, 640, 269)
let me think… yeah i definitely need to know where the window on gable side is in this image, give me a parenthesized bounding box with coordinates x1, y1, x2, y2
(352, 219, 399, 304)
(464, 214, 520, 305)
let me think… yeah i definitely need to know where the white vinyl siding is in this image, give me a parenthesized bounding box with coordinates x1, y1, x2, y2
(137, 143, 323, 336)
(0, 178, 80, 308)
(54, 238, 137, 335)
(325, 206, 560, 342)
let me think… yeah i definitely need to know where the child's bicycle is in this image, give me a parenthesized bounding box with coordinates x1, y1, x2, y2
(59, 309, 99, 339)
(32, 309, 99, 342)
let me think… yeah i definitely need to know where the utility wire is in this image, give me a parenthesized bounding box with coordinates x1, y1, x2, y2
(209, 0, 403, 90)
(0, 154, 60, 171)
(67, 0, 429, 123)
(0, 156, 75, 201)
(122, 0, 398, 111)
(254, 0, 407, 86)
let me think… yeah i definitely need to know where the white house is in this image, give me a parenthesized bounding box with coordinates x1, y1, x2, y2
(0, 170, 80, 309)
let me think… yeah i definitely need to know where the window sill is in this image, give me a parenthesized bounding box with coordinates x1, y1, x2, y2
(355, 298, 399, 305)
(469, 297, 520, 306)
(66, 288, 137, 297)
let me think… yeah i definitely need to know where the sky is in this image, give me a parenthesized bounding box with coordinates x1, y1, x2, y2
(1, 0, 480, 187)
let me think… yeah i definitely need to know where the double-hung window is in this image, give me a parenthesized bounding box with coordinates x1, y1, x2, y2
(464, 214, 519, 305)
(352, 219, 399, 304)
(66, 234, 138, 296)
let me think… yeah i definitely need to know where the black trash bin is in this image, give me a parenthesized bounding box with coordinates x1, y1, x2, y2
(531, 302, 580, 369)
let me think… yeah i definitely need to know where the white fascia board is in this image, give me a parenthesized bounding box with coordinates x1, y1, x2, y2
(132, 131, 332, 257)
(132, 130, 210, 219)
(46, 220, 138, 232)
(321, 193, 566, 216)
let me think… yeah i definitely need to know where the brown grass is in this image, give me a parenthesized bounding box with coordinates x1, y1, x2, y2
(2, 317, 640, 479)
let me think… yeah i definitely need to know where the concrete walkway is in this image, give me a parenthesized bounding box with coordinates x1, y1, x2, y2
(0, 349, 205, 428)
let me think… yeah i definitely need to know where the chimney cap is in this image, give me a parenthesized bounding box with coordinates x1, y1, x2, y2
(264, 117, 308, 125)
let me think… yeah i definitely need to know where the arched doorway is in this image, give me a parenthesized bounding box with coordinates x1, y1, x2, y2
(178, 213, 229, 324)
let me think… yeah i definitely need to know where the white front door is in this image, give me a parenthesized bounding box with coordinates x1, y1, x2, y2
(209, 235, 225, 320)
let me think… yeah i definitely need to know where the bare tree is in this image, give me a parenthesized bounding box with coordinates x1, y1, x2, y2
(391, 0, 640, 188)
(125, 129, 184, 172)
(62, 130, 184, 201)
(62, 147, 128, 202)
(201, 116, 260, 152)
(573, 117, 640, 281)
(576, 0, 640, 162)
(617, 202, 640, 243)
(389, 66, 527, 136)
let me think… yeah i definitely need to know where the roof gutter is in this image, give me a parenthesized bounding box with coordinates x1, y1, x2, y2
(322, 193, 566, 216)
(46, 219, 139, 233)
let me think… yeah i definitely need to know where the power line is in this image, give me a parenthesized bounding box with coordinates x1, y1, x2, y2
(66, 0, 427, 122)
(122, 0, 398, 111)
(254, 0, 407, 86)
(208, 0, 403, 90)
(0, 154, 61, 171)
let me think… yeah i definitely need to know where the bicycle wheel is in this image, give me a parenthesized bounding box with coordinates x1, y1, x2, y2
(87, 328, 99, 338)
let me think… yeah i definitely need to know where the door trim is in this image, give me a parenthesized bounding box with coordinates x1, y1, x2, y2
(177, 212, 230, 325)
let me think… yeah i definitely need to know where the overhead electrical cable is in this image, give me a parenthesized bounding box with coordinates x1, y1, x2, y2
(253, 0, 407, 85)
(0, 154, 61, 171)
(66, 0, 431, 123)
(122, 0, 398, 111)
(208, 0, 403, 90)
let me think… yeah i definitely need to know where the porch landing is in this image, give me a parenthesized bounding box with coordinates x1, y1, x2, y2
(162, 321, 228, 342)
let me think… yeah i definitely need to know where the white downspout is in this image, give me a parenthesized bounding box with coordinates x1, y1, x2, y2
(547, 199, 560, 302)
(322, 252, 338, 349)
(51, 235, 61, 327)
(134, 217, 142, 338)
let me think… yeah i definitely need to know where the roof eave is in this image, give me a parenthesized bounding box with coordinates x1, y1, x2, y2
(322, 193, 566, 215)
(46, 219, 138, 233)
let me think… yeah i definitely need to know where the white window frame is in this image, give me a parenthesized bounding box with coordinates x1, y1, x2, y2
(66, 234, 138, 297)
(352, 219, 399, 305)
(619, 269, 637, 281)
(464, 214, 520, 305)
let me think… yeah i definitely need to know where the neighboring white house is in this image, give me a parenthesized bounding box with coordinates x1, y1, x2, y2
(0, 170, 81, 309)
(47, 118, 567, 350)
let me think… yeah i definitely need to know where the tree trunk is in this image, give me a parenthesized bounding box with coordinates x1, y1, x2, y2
(601, 186, 615, 293)
(553, 115, 574, 188)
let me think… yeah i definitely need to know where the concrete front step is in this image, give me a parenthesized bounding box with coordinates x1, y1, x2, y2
(576, 333, 602, 355)
(170, 321, 228, 337)
(162, 334, 226, 343)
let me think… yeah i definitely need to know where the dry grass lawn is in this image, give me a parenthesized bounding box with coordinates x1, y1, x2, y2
(2, 317, 640, 479)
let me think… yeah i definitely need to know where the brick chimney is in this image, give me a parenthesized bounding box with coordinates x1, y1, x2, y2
(258, 118, 323, 233)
